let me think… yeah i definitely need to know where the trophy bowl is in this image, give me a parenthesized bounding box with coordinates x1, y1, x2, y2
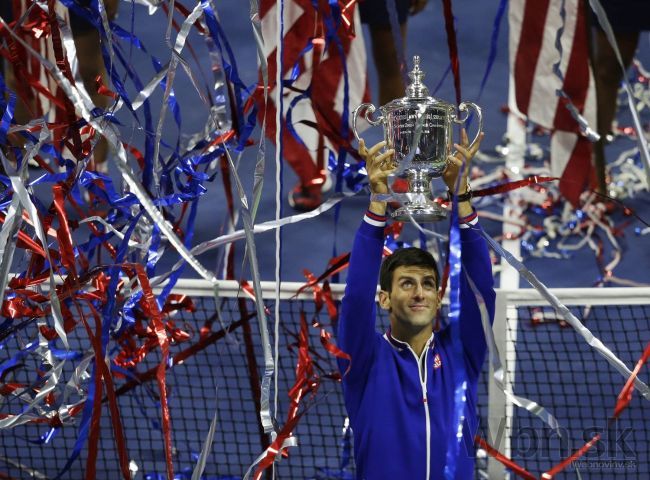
(353, 56, 483, 222)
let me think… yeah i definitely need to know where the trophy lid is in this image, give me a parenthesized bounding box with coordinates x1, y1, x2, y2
(406, 56, 430, 98)
(380, 55, 454, 112)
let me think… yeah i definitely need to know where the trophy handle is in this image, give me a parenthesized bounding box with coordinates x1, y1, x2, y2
(453, 102, 483, 149)
(352, 103, 384, 143)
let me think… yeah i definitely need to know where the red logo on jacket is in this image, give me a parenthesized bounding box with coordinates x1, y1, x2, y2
(433, 353, 442, 369)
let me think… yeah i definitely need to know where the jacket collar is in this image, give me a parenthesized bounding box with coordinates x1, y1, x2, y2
(383, 329, 435, 352)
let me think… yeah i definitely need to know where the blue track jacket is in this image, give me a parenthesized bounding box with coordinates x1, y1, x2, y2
(337, 211, 495, 480)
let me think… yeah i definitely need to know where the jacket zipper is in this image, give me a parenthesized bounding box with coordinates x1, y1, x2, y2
(408, 345, 431, 480)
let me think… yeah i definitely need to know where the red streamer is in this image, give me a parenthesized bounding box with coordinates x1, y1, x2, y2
(614, 341, 650, 418)
(75, 298, 131, 479)
(473, 176, 559, 197)
(474, 436, 536, 480)
(132, 265, 174, 480)
(478, 339, 650, 479)
(253, 313, 316, 479)
(46, 0, 83, 158)
(541, 434, 602, 479)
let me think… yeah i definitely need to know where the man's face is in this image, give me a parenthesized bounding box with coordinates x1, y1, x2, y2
(379, 265, 441, 331)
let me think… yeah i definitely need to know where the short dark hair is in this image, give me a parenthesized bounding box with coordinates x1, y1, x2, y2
(379, 247, 439, 292)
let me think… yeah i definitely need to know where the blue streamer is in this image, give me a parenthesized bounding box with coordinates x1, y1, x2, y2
(443, 197, 469, 477)
(285, 86, 314, 150)
(475, 0, 507, 102)
(151, 55, 183, 162)
(157, 198, 199, 308)
(101, 210, 144, 355)
(48, 341, 82, 361)
(385, 0, 408, 87)
(0, 88, 16, 145)
(328, 152, 368, 192)
(58, 0, 157, 160)
(34, 427, 59, 445)
(54, 217, 144, 478)
(432, 63, 452, 96)
(202, 2, 251, 134)
(146, 222, 163, 277)
(178, 0, 260, 156)
(0, 67, 8, 112)
(283, 40, 318, 148)
(54, 360, 97, 479)
(0, 340, 38, 378)
(110, 29, 161, 190)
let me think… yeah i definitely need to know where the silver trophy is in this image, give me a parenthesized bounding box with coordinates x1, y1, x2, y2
(352, 56, 483, 222)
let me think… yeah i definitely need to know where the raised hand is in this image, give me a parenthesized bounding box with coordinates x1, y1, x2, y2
(359, 139, 396, 195)
(443, 128, 484, 195)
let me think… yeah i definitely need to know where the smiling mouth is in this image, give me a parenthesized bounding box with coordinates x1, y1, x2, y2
(409, 305, 429, 311)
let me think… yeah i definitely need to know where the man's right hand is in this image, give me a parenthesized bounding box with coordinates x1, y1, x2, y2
(359, 139, 396, 194)
(359, 139, 396, 217)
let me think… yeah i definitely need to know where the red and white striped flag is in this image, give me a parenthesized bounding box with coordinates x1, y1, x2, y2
(256, 0, 370, 193)
(509, 0, 597, 205)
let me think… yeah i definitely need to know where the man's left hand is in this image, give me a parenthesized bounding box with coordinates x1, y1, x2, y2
(443, 128, 484, 195)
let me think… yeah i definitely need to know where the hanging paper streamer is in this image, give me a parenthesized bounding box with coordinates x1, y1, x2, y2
(553, 0, 600, 142)
(0, 2, 647, 479)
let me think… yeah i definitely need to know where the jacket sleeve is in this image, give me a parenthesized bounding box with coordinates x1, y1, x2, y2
(458, 217, 496, 378)
(337, 212, 385, 385)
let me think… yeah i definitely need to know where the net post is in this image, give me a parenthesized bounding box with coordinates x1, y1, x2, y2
(487, 290, 511, 478)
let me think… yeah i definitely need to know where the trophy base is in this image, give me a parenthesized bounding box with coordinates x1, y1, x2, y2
(391, 204, 447, 223)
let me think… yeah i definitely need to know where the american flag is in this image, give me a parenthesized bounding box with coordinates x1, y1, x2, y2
(256, 0, 370, 191)
(509, 0, 597, 205)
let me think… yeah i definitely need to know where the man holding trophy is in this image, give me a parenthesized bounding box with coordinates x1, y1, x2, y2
(337, 57, 496, 478)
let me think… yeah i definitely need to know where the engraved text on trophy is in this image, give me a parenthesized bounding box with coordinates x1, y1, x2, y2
(386, 107, 449, 175)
